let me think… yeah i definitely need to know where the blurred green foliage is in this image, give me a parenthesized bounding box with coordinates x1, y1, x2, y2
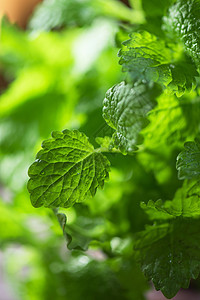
(1, 0, 200, 299)
(0, 2, 148, 299)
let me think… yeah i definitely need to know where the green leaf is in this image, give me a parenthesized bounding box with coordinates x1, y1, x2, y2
(164, 0, 200, 66)
(57, 211, 106, 251)
(135, 219, 200, 298)
(177, 138, 200, 180)
(167, 60, 198, 96)
(171, 184, 200, 217)
(119, 31, 172, 86)
(141, 183, 200, 220)
(141, 199, 174, 220)
(187, 179, 200, 199)
(29, 0, 96, 31)
(103, 81, 161, 154)
(27, 130, 110, 208)
(29, 0, 144, 32)
(143, 95, 200, 148)
(56, 212, 90, 251)
(95, 136, 113, 149)
(118, 31, 198, 95)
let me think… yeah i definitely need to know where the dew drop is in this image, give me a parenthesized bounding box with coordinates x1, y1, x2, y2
(35, 159, 42, 163)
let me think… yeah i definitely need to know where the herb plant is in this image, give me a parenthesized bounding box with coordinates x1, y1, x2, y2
(1, 0, 200, 299)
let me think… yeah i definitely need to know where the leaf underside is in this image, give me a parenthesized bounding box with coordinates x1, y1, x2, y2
(135, 219, 200, 298)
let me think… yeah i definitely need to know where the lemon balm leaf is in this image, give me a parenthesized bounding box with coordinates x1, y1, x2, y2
(177, 138, 200, 180)
(29, 0, 96, 31)
(118, 31, 172, 86)
(135, 219, 200, 298)
(119, 31, 198, 96)
(27, 130, 110, 208)
(141, 183, 200, 220)
(164, 0, 200, 66)
(103, 81, 161, 154)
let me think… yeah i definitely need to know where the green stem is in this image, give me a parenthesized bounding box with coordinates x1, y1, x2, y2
(93, 0, 145, 24)
(129, 0, 143, 11)
(94, 147, 121, 154)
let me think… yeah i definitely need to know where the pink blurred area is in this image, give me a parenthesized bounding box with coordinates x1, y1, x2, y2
(0, 252, 16, 300)
(146, 287, 200, 300)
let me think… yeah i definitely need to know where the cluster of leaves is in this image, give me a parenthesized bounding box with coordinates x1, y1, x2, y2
(2, 0, 200, 299)
(27, 0, 200, 298)
(29, 0, 144, 31)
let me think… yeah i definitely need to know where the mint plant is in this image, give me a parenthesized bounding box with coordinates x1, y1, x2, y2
(5, 0, 199, 298)
(28, 129, 110, 208)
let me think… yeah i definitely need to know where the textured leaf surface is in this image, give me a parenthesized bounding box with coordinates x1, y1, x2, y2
(119, 31, 172, 85)
(141, 183, 200, 220)
(164, 0, 200, 65)
(103, 81, 161, 154)
(118, 31, 198, 95)
(168, 60, 198, 96)
(135, 219, 200, 298)
(141, 199, 174, 220)
(177, 138, 200, 180)
(143, 95, 200, 148)
(27, 130, 110, 208)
